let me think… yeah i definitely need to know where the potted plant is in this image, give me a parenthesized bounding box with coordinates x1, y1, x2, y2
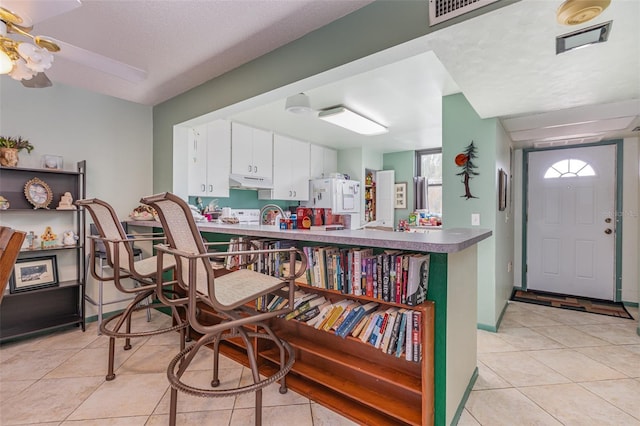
(0, 136, 34, 167)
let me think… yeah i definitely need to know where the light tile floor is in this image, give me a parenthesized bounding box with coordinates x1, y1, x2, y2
(0, 301, 638, 425)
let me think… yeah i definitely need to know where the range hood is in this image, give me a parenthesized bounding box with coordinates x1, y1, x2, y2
(229, 173, 273, 189)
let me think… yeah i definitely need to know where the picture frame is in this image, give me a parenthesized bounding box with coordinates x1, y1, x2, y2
(498, 169, 507, 211)
(41, 154, 63, 170)
(394, 182, 407, 209)
(9, 255, 59, 293)
(24, 177, 53, 209)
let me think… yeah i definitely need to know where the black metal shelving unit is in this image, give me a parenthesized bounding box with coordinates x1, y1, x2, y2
(0, 161, 86, 342)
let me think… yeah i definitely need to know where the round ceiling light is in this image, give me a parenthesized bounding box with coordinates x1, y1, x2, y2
(285, 93, 313, 114)
(556, 0, 611, 25)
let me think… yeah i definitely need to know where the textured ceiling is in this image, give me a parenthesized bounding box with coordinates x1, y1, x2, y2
(1, 0, 638, 149)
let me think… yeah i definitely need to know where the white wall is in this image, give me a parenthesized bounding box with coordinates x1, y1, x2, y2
(0, 79, 153, 319)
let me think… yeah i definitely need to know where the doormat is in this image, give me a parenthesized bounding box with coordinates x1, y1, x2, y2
(511, 289, 634, 320)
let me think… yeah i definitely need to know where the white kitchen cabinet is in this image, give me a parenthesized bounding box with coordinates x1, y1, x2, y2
(188, 120, 230, 198)
(231, 122, 272, 180)
(309, 144, 338, 179)
(259, 134, 310, 200)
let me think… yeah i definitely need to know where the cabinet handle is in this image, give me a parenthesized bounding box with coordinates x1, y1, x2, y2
(254, 165, 258, 173)
(209, 185, 213, 192)
(248, 165, 252, 173)
(289, 190, 292, 197)
(293, 191, 296, 197)
(201, 184, 205, 192)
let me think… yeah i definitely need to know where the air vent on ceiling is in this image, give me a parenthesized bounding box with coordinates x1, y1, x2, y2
(533, 137, 602, 148)
(428, 0, 499, 26)
(556, 20, 612, 54)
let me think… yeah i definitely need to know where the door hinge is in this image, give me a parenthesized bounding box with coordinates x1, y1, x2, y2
(525, 264, 528, 273)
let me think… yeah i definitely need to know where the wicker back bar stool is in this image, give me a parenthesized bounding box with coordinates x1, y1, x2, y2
(141, 192, 305, 426)
(75, 198, 189, 381)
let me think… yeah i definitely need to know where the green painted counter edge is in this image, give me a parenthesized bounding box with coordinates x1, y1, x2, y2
(427, 252, 448, 426)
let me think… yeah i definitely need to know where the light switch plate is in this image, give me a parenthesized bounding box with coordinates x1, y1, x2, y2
(471, 213, 480, 226)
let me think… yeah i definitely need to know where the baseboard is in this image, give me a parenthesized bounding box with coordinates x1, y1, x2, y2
(451, 366, 478, 426)
(623, 301, 639, 308)
(477, 299, 509, 333)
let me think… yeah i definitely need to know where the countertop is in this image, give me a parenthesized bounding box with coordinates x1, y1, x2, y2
(128, 220, 492, 253)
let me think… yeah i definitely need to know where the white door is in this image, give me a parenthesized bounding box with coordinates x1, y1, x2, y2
(526, 145, 616, 300)
(187, 124, 207, 196)
(375, 170, 395, 227)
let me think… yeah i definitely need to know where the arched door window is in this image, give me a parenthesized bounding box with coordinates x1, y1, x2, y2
(543, 159, 596, 178)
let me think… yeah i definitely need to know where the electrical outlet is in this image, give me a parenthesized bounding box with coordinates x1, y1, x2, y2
(471, 213, 480, 226)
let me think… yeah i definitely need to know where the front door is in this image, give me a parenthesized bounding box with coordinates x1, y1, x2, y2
(526, 145, 617, 300)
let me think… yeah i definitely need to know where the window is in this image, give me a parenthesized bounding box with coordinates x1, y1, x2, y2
(415, 149, 442, 215)
(544, 159, 596, 179)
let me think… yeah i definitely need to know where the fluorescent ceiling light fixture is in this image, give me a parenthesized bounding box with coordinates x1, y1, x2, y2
(556, 20, 612, 54)
(318, 106, 387, 135)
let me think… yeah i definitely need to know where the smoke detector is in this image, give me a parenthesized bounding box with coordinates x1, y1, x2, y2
(285, 93, 313, 115)
(557, 0, 611, 25)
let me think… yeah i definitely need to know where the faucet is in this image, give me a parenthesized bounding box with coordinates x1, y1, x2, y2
(259, 204, 286, 225)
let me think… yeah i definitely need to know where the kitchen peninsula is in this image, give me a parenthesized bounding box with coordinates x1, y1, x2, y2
(130, 220, 491, 425)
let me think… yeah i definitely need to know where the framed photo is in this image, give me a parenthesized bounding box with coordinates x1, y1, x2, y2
(498, 169, 507, 211)
(24, 177, 53, 209)
(9, 255, 59, 293)
(394, 182, 407, 209)
(41, 154, 63, 170)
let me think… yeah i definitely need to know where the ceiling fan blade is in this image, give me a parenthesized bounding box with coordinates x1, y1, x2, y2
(21, 72, 52, 88)
(0, 0, 81, 27)
(51, 38, 147, 83)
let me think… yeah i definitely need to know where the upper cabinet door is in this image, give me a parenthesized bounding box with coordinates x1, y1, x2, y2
(231, 122, 254, 175)
(231, 122, 273, 179)
(251, 127, 273, 179)
(309, 144, 338, 179)
(323, 148, 338, 176)
(187, 124, 208, 196)
(205, 120, 231, 197)
(290, 138, 310, 200)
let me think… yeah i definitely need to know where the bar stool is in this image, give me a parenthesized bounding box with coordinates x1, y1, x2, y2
(76, 198, 189, 381)
(85, 222, 150, 333)
(142, 192, 306, 426)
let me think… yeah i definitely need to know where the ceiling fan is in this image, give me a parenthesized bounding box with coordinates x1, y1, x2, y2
(0, 0, 146, 88)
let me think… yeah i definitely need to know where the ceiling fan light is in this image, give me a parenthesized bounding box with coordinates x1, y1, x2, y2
(0, 48, 12, 74)
(285, 93, 313, 114)
(9, 57, 35, 80)
(18, 42, 53, 72)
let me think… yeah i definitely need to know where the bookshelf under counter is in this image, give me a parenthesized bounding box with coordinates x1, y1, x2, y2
(131, 220, 490, 425)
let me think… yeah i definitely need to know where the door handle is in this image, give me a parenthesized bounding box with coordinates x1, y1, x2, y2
(604, 228, 613, 234)
(605, 218, 612, 223)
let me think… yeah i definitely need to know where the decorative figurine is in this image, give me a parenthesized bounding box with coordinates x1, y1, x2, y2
(56, 192, 77, 210)
(62, 230, 79, 246)
(26, 231, 38, 250)
(0, 195, 9, 210)
(41, 226, 57, 248)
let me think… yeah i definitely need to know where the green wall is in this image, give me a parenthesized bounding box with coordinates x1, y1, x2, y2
(152, 0, 517, 193)
(442, 93, 513, 329)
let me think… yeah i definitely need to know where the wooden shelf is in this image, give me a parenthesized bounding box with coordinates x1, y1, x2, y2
(192, 282, 434, 425)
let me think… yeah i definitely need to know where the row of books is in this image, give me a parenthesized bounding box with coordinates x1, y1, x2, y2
(263, 290, 423, 362)
(302, 246, 430, 306)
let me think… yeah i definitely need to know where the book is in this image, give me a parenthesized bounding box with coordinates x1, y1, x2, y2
(412, 310, 422, 362)
(395, 311, 408, 358)
(380, 308, 400, 353)
(386, 308, 406, 354)
(350, 314, 370, 337)
(360, 311, 381, 342)
(321, 300, 353, 331)
(307, 303, 334, 328)
(367, 313, 386, 347)
(336, 302, 379, 338)
(297, 301, 331, 322)
(330, 300, 358, 331)
(284, 295, 326, 320)
(405, 310, 413, 361)
(406, 254, 430, 306)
